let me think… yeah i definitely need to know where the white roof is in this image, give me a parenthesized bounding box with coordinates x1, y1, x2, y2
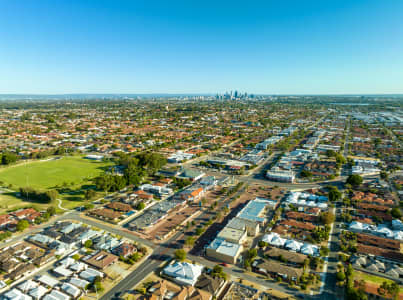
(69, 262, 88, 272)
(59, 257, 75, 267)
(49, 289, 70, 300)
(53, 266, 73, 277)
(60, 222, 81, 234)
(79, 268, 103, 282)
(43, 295, 59, 300)
(269, 236, 286, 247)
(28, 285, 49, 299)
(284, 239, 303, 252)
(207, 237, 242, 258)
(298, 200, 306, 206)
(68, 277, 89, 289)
(394, 231, 403, 241)
(261, 232, 279, 244)
(300, 243, 320, 256)
(392, 219, 403, 228)
(318, 203, 328, 208)
(349, 221, 365, 230)
(36, 275, 59, 288)
(163, 262, 203, 286)
(61, 283, 81, 297)
(3, 288, 33, 300)
(299, 192, 310, 199)
(17, 280, 38, 292)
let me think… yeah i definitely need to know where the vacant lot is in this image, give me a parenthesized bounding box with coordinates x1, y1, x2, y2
(0, 156, 112, 190)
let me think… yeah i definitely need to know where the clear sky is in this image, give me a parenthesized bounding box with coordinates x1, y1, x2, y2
(0, 0, 402, 94)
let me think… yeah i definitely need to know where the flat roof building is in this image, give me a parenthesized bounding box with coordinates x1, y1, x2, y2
(217, 227, 247, 244)
(266, 169, 295, 183)
(206, 237, 243, 264)
(237, 198, 271, 225)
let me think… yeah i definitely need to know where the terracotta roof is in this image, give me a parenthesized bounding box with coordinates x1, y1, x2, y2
(85, 250, 118, 269)
(265, 247, 307, 264)
(281, 220, 315, 231)
(106, 202, 132, 212)
(89, 208, 121, 220)
(255, 260, 303, 279)
(357, 243, 403, 263)
(285, 211, 318, 223)
(356, 233, 400, 250)
(112, 242, 136, 257)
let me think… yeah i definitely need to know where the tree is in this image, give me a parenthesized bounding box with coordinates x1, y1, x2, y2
(185, 236, 195, 247)
(46, 206, 56, 216)
(211, 265, 228, 280)
(378, 281, 399, 299)
(84, 203, 94, 210)
(387, 281, 399, 299)
(92, 276, 103, 293)
(243, 258, 251, 270)
(45, 189, 59, 202)
(301, 170, 313, 178)
(390, 207, 402, 219)
(136, 202, 146, 211)
(326, 150, 336, 158)
(336, 154, 347, 165)
(17, 219, 29, 231)
(378, 281, 389, 296)
(346, 175, 363, 187)
(195, 227, 205, 236)
(85, 189, 97, 200)
(1, 152, 18, 165)
(328, 187, 342, 202)
(346, 263, 354, 277)
(247, 248, 258, 260)
(336, 271, 346, 282)
(320, 246, 330, 256)
(320, 212, 335, 225)
(84, 240, 93, 248)
(258, 241, 267, 248)
(174, 249, 187, 262)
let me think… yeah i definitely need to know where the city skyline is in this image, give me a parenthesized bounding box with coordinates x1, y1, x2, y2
(1, 0, 403, 94)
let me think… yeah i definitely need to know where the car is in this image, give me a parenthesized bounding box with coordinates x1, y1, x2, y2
(220, 262, 229, 267)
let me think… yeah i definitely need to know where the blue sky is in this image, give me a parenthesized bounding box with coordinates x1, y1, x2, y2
(0, 0, 402, 94)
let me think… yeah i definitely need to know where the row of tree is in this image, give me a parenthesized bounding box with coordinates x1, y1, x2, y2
(19, 187, 59, 203)
(94, 151, 166, 192)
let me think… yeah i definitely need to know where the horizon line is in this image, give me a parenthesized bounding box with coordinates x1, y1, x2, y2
(0, 93, 403, 97)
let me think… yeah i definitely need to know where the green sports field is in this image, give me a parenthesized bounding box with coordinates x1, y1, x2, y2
(0, 156, 112, 190)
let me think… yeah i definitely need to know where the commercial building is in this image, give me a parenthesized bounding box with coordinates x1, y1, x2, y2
(236, 198, 272, 226)
(206, 237, 243, 264)
(217, 227, 247, 244)
(162, 262, 204, 286)
(266, 169, 295, 183)
(167, 151, 195, 163)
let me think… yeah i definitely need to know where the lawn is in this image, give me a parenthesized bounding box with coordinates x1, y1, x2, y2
(0, 156, 112, 190)
(0, 156, 112, 211)
(0, 189, 49, 214)
(354, 271, 402, 291)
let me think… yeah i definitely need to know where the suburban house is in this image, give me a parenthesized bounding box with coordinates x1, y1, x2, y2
(162, 262, 204, 286)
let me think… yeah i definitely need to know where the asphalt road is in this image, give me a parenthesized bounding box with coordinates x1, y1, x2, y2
(101, 251, 162, 300)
